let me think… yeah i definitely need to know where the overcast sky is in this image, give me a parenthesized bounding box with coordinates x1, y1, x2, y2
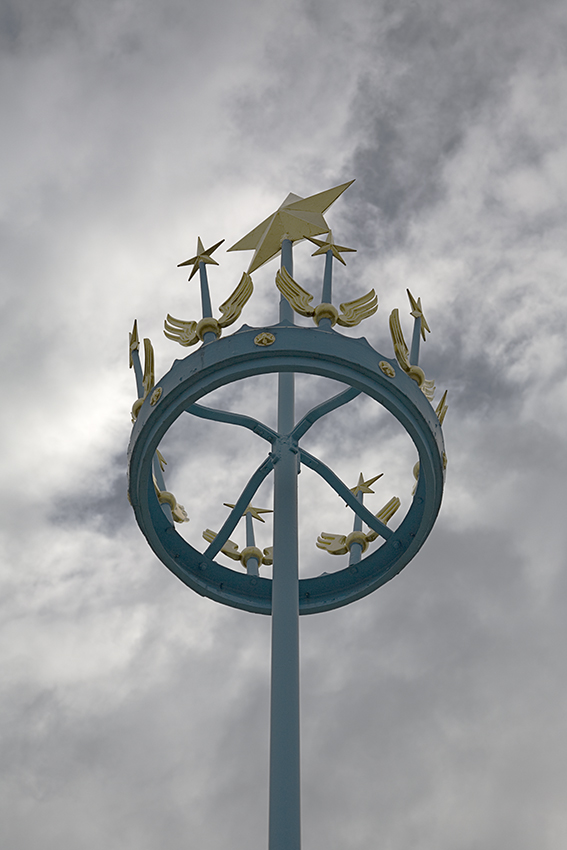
(2, 0, 567, 848)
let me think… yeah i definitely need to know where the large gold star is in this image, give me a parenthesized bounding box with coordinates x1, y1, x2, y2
(306, 231, 356, 265)
(223, 503, 273, 522)
(178, 237, 224, 280)
(350, 472, 383, 497)
(407, 289, 431, 340)
(227, 180, 354, 273)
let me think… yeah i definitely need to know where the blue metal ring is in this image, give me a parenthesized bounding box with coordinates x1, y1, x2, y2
(128, 323, 445, 614)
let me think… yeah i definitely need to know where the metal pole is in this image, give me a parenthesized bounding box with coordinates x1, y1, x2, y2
(269, 238, 301, 850)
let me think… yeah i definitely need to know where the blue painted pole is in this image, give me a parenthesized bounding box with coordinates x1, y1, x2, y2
(199, 261, 218, 344)
(317, 250, 335, 331)
(131, 348, 144, 398)
(349, 491, 363, 565)
(410, 316, 421, 366)
(199, 261, 213, 318)
(321, 250, 333, 304)
(245, 512, 260, 577)
(269, 238, 301, 850)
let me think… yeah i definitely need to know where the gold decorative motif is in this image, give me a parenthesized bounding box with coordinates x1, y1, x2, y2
(203, 529, 242, 560)
(223, 503, 273, 522)
(442, 452, 447, 470)
(306, 231, 356, 265)
(275, 267, 315, 316)
(407, 289, 431, 340)
(153, 477, 189, 523)
(196, 316, 221, 341)
(411, 461, 420, 495)
(275, 266, 377, 328)
(337, 290, 378, 327)
(202, 529, 273, 567)
(150, 387, 162, 406)
(129, 319, 140, 368)
(379, 361, 395, 378)
(131, 337, 156, 422)
(435, 390, 448, 425)
(389, 309, 435, 401)
(313, 303, 339, 326)
(364, 497, 402, 542)
(316, 531, 349, 556)
(217, 272, 254, 328)
(177, 237, 224, 281)
(164, 272, 253, 348)
(227, 181, 355, 273)
(254, 332, 276, 346)
(350, 472, 383, 496)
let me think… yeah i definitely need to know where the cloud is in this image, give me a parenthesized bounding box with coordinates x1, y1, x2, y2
(1, 0, 567, 847)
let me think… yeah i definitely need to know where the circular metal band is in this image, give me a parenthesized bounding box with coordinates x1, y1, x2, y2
(128, 323, 445, 615)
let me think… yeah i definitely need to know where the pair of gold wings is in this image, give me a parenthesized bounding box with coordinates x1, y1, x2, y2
(275, 267, 378, 327)
(164, 266, 378, 346)
(164, 272, 253, 346)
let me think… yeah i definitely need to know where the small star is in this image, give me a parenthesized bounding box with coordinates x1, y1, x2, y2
(178, 237, 225, 281)
(407, 289, 431, 340)
(224, 503, 273, 522)
(306, 231, 356, 265)
(350, 472, 383, 497)
(228, 180, 354, 273)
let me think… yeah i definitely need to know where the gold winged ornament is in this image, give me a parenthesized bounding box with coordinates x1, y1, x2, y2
(389, 308, 436, 401)
(202, 529, 273, 568)
(275, 267, 378, 328)
(164, 272, 254, 347)
(316, 496, 402, 555)
(131, 337, 155, 422)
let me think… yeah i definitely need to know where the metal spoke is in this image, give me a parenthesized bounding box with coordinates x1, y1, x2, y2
(291, 386, 360, 441)
(204, 453, 278, 559)
(186, 402, 277, 444)
(299, 447, 393, 541)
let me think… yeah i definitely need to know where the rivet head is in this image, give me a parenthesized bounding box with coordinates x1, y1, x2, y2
(200, 563, 207, 571)
(250, 578, 257, 586)
(254, 332, 276, 347)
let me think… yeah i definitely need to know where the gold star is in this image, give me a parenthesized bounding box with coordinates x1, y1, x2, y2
(407, 289, 431, 340)
(350, 472, 383, 497)
(223, 503, 273, 522)
(227, 180, 355, 273)
(306, 231, 356, 265)
(178, 237, 225, 280)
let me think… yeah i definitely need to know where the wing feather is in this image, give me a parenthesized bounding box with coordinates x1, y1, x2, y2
(316, 532, 348, 555)
(202, 529, 241, 561)
(275, 267, 315, 316)
(337, 289, 378, 327)
(217, 272, 254, 328)
(365, 497, 401, 542)
(389, 309, 411, 370)
(164, 314, 199, 347)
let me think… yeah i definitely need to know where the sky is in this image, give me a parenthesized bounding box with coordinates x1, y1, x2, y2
(1, 0, 567, 848)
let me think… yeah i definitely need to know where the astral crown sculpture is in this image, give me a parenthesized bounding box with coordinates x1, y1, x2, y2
(127, 180, 447, 850)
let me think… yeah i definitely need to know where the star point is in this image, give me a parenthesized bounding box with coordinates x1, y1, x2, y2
(224, 503, 273, 522)
(227, 180, 355, 273)
(407, 289, 431, 339)
(178, 237, 225, 280)
(350, 472, 383, 497)
(306, 231, 357, 265)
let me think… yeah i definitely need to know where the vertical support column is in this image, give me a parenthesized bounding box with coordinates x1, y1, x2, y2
(410, 315, 422, 366)
(349, 491, 363, 566)
(269, 238, 301, 850)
